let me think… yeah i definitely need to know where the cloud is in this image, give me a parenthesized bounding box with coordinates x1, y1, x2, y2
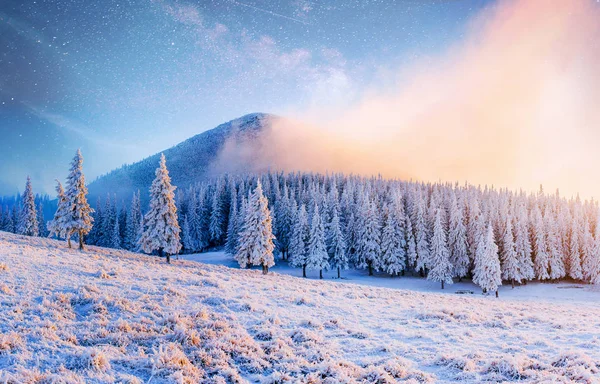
(211, 0, 600, 199)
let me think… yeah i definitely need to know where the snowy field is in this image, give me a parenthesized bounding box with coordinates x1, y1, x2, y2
(1, 232, 600, 383)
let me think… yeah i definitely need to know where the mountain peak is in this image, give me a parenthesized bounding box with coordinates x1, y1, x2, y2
(87, 113, 277, 203)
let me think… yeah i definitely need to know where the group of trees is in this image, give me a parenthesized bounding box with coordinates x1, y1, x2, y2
(168, 172, 600, 294)
(0, 189, 53, 238)
(5, 158, 600, 294)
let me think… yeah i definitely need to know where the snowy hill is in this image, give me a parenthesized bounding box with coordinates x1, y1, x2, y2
(87, 113, 277, 204)
(1, 231, 600, 383)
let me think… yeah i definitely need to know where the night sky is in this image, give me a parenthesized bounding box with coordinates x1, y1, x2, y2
(0, 0, 490, 194)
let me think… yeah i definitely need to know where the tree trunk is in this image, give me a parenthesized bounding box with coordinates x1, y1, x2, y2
(441, 281, 445, 289)
(483, 288, 487, 294)
(401, 270, 405, 277)
(319, 269, 323, 279)
(166, 254, 171, 264)
(368, 262, 373, 276)
(262, 265, 268, 275)
(67, 236, 72, 249)
(337, 266, 340, 279)
(495, 290, 499, 298)
(78, 230, 84, 250)
(302, 265, 307, 278)
(511, 279, 515, 289)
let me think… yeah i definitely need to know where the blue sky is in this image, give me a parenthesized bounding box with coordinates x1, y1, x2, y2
(0, 0, 491, 194)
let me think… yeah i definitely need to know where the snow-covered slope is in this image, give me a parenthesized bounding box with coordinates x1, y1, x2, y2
(1, 231, 599, 383)
(87, 113, 276, 204)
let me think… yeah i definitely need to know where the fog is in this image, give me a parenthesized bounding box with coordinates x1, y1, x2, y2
(213, 0, 600, 199)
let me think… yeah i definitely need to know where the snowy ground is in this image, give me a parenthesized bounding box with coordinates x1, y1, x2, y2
(1, 232, 600, 383)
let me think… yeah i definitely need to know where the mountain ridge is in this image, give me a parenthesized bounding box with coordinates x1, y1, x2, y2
(87, 112, 277, 203)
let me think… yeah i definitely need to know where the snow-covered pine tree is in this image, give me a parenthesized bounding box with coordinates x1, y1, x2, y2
(306, 203, 329, 278)
(413, 193, 430, 275)
(289, 204, 310, 277)
(37, 202, 48, 237)
(545, 208, 565, 281)
(47, 180, 70, 239)
(473, 222, 502, 296)
(18, 176, 39, 237)
(582, 220, 596, 282)
(209, 179, 224, 245)
(235, 180, 275, 274)
(225, 193, 239, 255)
(139, 154, 181, 263)
(501, 215, 520, 287)
(111, 214, 121, 249)
(427, 208, 453, 289)
(532, 205, 550, 280)
(125, 190, 142, 251)
(355, 198, 381, 276)
(182, 215, 193, 253)
(448, 194, 469, 279)
(380, 203, 406, 276)
(405, 212, 417, 271)
(514, 202, 534, 281)
(568, 211, 584, 280)
(63, 150, 94, 249)
(327, 206, 347, 278)
(589, 214, 600, 285)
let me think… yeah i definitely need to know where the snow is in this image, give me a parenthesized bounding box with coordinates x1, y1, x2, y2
(1, 231, 600, 383)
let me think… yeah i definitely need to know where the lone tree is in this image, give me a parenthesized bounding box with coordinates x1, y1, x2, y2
(64, 149, 94, 249)
(18, 176, 39, 237)
(47, 180, 70, 240)
(235, 180, 276, 274)
(139, 154, 181, 263)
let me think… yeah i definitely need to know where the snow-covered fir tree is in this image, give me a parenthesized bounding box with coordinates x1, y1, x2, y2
(235, 180, 275, 274)
(473, 223, 502, 296)
(326, 207, 347, 278)
(139, 154, 181, 263)
(501, 215, 520, 287)
(427, 208, 453, 289)
(64, 150, 94, 249)
(48, 180, 70, 240)
(125, 190, 142, 251)
(306, 203, 329, 278)
(532, 205, 550, 280)
(448, 194, 469, 279)
(289, 204, 310, 277)
(380, 203, 406, 276)
(18, 176, 39, 237)
(355, 197, 381, 276)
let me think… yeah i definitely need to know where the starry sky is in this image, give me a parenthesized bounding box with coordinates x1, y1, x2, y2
(0, 0, 490, 195)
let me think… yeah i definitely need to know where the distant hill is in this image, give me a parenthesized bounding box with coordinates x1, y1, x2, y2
(87, 113, 276, 204)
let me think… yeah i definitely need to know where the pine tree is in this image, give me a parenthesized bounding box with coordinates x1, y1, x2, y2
(355, 198, 381, 276)
(582, 220, 596, 281)
(139, 154, 181, 263)
(306, 203, 329, 278)
(413, 194, 429, 274)
(532, 206, 549, 280)
(182, 215, 193, 253)
(448, 194, 469, 279)
(48, 180, 70, 239)
(327, 207, 347, 278)
(473, 223, 502, 296)
(501, 215, 520, 287)
(380, 204, 406, 276)
(405, 213, 417, 271)
(427, 208, 453, 289)
(37, 202, 48, 237)
(235, 180, 276, 274)
(589, 216, 600, 284)
(64, 149, 94, 249)
(18, 176, 39, 237)
(111, 214, 121, 249)
(289, 204, 310, 277)
(568, 214, 584, 280)
(545, 209, 565, 280)
(514, 202, 534, 281)
(125, 190, 142, 251)
(209, 183, 224, 245)
(225, 194, 239, 255)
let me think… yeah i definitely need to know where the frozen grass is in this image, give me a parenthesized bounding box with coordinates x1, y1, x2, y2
(0, 231, 599, 383)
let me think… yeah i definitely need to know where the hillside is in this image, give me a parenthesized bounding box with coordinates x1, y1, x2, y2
(1, 231, 599, 383)
(87, 113, 276, 203)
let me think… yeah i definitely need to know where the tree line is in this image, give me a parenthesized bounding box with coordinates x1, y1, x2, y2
(5, 152, 600, 295)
